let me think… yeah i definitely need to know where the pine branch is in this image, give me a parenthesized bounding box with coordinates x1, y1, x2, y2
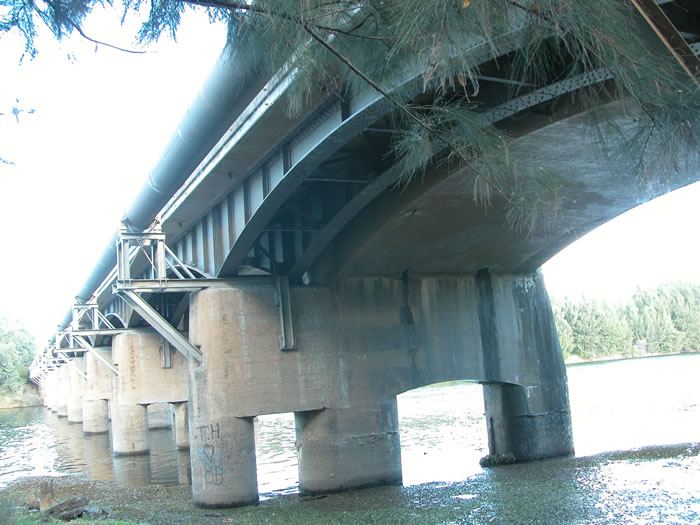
(70, 22, 147, 54)
(173, 0, 512, 201)
(301, 29, 514, 201)
(174, 0, 385, 40)
(30, 0, 146, 54)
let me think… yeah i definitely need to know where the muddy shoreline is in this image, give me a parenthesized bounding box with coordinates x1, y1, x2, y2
(1, 443, 698, 524)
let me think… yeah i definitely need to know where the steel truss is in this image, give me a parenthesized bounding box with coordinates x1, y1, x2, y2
(115, 222, 296, 358)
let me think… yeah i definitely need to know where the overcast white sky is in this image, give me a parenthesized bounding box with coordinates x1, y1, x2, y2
(0, 6, 698, 344)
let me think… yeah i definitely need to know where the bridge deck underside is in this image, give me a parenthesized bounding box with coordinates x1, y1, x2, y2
(317, 104, 699, 280)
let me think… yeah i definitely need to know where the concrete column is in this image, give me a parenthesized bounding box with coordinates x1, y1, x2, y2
(296, 398, 402, 494)
(110, 328, 189, 455)
(83, 347, 112, 434)
(177, 449, 192, 484)
(111, 331, 155, 456)
(56, 366, 69, 417)
(188, 407, 257, 508)
(188, 287, 267, 507)
(66, 357, 85, 424)
(44, 371, 57, 412)
(111, 403, 149, 455)
(147, 402, 172, 429)
(172, 402, 189, 449)
(476, 270, 574, 461)
(83, 399, 109, 434)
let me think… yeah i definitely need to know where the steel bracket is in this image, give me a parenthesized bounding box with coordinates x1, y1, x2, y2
(160, 338, 173, 369)
(274, 276, 296, 351)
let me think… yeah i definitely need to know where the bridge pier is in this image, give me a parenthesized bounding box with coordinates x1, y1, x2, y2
(82, 347, 112, 434)
(111, 329, 189, 456)
(295, 399, 402, 494)
(55, 366, 69, 417)
(111, 331, 152, 455)
(187, 320, 259, 508)
(186, 269, 572, 506)
(66, 357, 85, 424)
(172, 402, 189, 449)
(147, 403, 173, 429)
(43, 370, 58, 412)
(475, 270, 574, 461)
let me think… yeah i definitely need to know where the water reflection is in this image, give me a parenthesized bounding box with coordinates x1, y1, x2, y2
(82, 432, 113, 481)
(254, 414, 298, 496)
(567, 354, 700, 456)
(0, 407, 57, 485)
(398, 381, 487, 486)
(0, 354, 698, 498)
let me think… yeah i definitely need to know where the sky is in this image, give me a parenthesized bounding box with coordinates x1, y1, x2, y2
(0, 5, 698, 345)
(0, 6, 227, 342)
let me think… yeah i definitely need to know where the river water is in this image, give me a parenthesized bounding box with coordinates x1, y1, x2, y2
(1, 354, 699, 519)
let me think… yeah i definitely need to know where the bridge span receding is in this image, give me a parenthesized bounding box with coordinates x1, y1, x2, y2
(31, 0, 699, 509)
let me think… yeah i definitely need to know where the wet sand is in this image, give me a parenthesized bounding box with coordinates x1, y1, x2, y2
(1, 443, 698, 524)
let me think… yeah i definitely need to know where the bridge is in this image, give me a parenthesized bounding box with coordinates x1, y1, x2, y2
(30, 1, 699, 508)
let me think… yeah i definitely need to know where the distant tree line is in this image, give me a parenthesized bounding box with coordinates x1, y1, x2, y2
(0, 317, 36, 392)
(553, 282, 700, 361)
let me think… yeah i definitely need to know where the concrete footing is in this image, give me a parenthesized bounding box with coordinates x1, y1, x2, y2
(82, 398, 109, 434)
(55, 366, 69, 417)
(111, 403, 149, 455)
(296, 399, 402, 494)
(66, 358, 85, 424)
(483, 382, 574, 461)
(30, 267, 572, 507)
(173, 402, 190, 449)
(189, 413, 258, 507)
(148, 402, 173, 429)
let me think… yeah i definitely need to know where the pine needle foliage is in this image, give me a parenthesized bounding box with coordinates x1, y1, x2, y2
(2, 0, 698, 231)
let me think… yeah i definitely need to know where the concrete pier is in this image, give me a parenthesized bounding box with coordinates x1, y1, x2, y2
(148, 402, 173, 429)
(187, 269, 572, 504)
(66, 357, 85, 424)
(44, 370, 58, 412)
(296, 400, 402, 494)
(82, 347, 112, 434)
(172, 402, 190, 449)
(111, 403, 149, 455)
(188, 300, 260, 507)
(111, 329, 188, 456)
(55, 366, 69, 417)
(476, 270, 574, 461)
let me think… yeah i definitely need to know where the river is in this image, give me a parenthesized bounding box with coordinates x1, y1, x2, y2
(1, 354, 699, 522)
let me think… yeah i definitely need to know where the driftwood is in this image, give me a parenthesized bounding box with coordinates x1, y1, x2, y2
(39, 479, 54, 511)
(24, 495, 40, 510)
(42, 496, 89, 520)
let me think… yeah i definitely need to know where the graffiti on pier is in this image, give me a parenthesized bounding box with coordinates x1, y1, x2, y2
(194, 422, 224, 485)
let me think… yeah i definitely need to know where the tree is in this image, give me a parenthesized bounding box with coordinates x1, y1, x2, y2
(627, 282, 700, 355)
(1, 1, 698, 231)
(553, 282, 700, 361)
(0, 317, 36, 392)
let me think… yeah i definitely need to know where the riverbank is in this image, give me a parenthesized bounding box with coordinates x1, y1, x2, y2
(564, 350, 698, 366)
(1, 443, 698, 524)
(0, 385, 41, 410)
